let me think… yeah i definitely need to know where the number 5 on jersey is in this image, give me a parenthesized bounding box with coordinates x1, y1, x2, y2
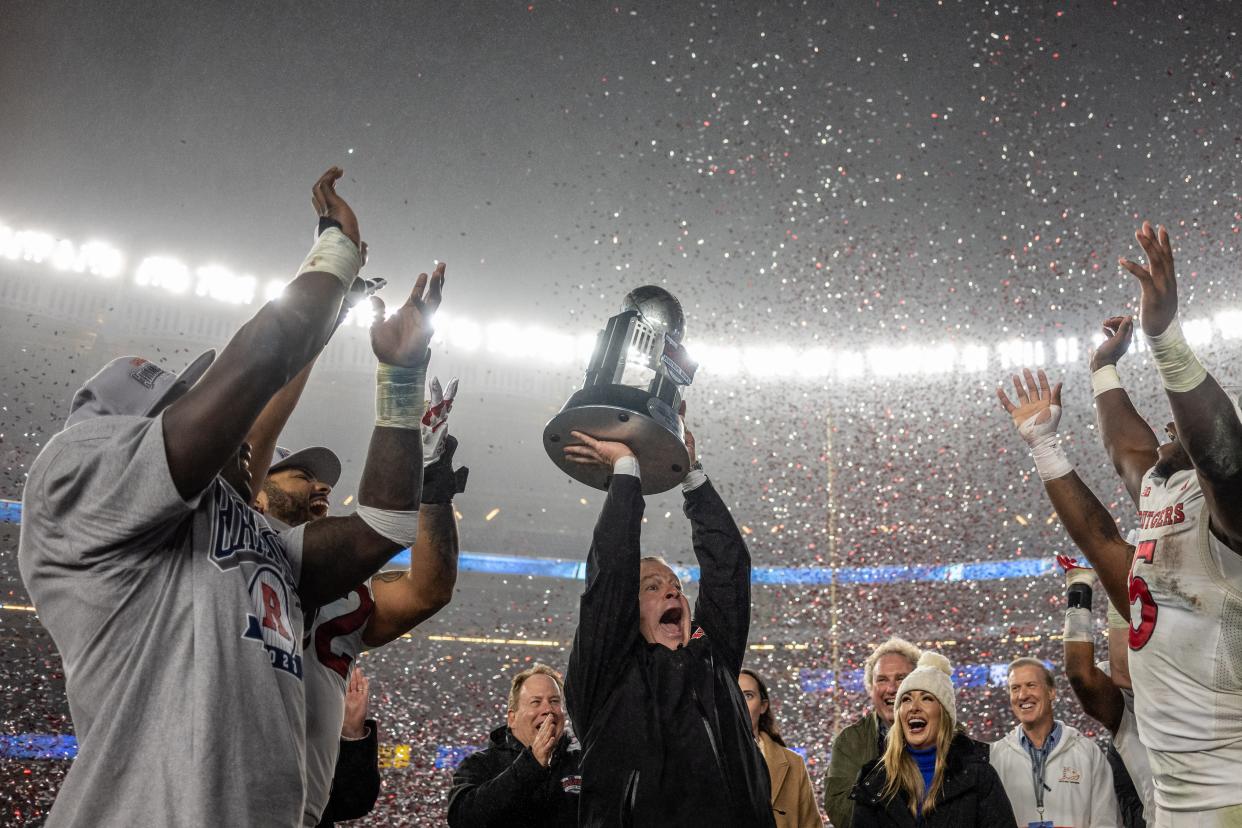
(1129, 539, 1158, 650)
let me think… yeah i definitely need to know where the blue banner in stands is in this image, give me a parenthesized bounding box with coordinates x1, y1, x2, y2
(0, 499, 1056, 586)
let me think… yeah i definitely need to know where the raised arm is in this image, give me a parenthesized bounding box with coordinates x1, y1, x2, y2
(563, 433, 645, 735)
(246, 286, 387, 493)
(1122, 220, 1242, 554)
(1089, 316, 1159, 505)
(297, 266, 444, 608)
(1059, 561, 1125, 734)
(998, 369, 1133, 617)
(162, 167, 362, 501)
(363, 399, 466, 647)
(680, 418, 752, 675)
(246, 359, 319, 499)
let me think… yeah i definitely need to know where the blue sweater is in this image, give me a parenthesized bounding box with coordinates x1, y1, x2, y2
(907, 744, 937, 800)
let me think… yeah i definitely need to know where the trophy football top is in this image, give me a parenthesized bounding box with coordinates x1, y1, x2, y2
(621, 285, 686, 344)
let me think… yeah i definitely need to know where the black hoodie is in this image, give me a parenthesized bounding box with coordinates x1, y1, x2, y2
(565, 473, 775, 828)
(447, 724, 581, 828)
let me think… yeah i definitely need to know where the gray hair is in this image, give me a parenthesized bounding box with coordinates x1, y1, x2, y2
(1007, 657, 1055, 689)
(863, 637, 922, 692)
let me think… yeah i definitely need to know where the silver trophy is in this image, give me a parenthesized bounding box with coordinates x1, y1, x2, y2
(544, 286, 699, 494)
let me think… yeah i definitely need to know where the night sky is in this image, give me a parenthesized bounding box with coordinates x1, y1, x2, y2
(3, 1, 1242, 824)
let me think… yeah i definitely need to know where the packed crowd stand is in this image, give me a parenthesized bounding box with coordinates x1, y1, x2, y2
(13, 168, 1242, 827)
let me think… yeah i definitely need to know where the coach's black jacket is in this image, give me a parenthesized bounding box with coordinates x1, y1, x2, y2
(446, 725, 581, 828)
(565, 472, 775, 828)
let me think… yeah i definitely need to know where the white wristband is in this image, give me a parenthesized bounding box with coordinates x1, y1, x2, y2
(341, 725, 372, 742)
(1030, 435, 1073, 482)
(295, 227, 362, 293)
(1091, 365, 1123, 397)
(1145, 318, 1208, 393)
(355, 504, 421, 547)
(1063, 607, 1093, 644)
(681, 467, 708, 493)
(613, 456, 640, 479)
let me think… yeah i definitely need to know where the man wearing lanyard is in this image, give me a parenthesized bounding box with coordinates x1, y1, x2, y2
(990, 658, 1120, 827)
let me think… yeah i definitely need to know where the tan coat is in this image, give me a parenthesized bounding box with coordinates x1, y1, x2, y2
(758, 731, 825, 828)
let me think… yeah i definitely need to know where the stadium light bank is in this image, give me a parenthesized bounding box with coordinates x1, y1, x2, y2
(3, 221, 1235, 382)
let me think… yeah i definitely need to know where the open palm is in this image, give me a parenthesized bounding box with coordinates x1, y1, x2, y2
(997, 368, 1062, 430)
(370, 263, 444, 368)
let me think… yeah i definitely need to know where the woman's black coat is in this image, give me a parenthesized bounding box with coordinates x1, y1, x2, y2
(848, 733, 1017, 828)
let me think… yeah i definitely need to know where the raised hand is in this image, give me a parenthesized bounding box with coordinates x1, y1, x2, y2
(563, 431, 635, 469)
(370, 263, 444, 368)
(311, 167, 363, 250)
(997, 368, 1063, 446)
(1119, 221, 1178, 337)
(341, 666, 370, 739)
(1090, 315, 1135, 372)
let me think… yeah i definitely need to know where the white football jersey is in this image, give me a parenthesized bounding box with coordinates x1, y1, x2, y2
(301, 581, 375, 826)
(1128, 467, 1242, 812)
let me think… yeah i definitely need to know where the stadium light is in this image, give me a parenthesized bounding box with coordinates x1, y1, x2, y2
(9, 220, 1242, 383)
(1216, 311, 1242, 339)
(1185, 317, 1213, 346)
(195, 265, 256, 305)
(134, 256, 191, 295)
(80, 241, 124, 278)
(1053, 337, 1079, 365)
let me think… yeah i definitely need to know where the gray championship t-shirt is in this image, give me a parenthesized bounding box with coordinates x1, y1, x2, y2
(18, 414, 308, 827)
(301, 580, 375, 826)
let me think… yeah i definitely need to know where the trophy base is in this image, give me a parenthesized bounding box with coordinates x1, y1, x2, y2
(543, 386, 690, 495)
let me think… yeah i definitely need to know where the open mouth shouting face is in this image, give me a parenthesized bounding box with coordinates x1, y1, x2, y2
(309, 490, 331, 520)
(639, 559, 691, 650)
(898, 690, 942, 749)
(263, 467, 333, 527)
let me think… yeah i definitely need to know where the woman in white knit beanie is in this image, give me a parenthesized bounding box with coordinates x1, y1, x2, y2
(849, 652, 1016, 827)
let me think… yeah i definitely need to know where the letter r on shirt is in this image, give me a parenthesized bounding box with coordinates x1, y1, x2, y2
(261, 583, 291, 639)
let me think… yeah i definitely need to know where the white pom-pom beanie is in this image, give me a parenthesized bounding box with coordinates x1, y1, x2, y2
(895, 652, 957, 728)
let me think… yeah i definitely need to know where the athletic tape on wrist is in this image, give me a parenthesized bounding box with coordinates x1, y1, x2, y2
(1145, 318, 1208, 393)
(1106, 599, 1129, 631)
(1063, 607, 1093, 644)
(1091, 365, 1123, 398)
(375, 363, 427, 430)
(1029, 435, 1073, 481)
(1065, 565, 1097, 589)
(356, 504, 421, 547)
(296, 227, 362, 293)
